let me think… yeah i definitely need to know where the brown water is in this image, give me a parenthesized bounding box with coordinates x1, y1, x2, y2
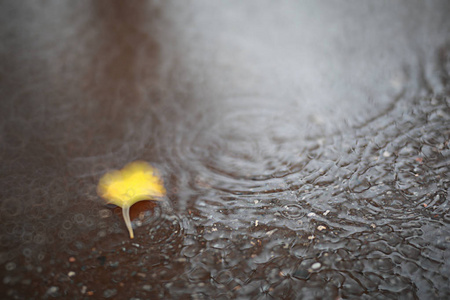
(1, 1, 449, 299)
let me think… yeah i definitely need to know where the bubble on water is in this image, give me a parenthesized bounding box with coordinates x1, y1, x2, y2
(33, 233, 47, 245)
(74, 213, 85, 224)
(311, 262, 321, 270)
(22, 248, 32, 258)
(213, 270, 233, 285)
(280, 204, 305, 220)
(58, 230, 67, 240)
(37, 252, 46, 261)
(85, 217, 95, 228)
(62, 220, 72, 230)
(5, 262, 16, 271)
(21, 232, 33, 243)
(12, 224, 25, 236)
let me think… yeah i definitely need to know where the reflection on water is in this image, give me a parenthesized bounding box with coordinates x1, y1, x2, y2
(0, 0, 449, 299)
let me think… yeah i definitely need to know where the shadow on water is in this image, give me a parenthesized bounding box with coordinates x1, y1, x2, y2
(0, 1, 449, 299)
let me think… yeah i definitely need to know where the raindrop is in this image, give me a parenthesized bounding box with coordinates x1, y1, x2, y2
(22, 248, 32, 258)
(74, 213, 85, 224)
(62, 220, 73, 230)
(5, 262, 16, 271)
(37, 252, 46, 261)
(33, 233, 47, 245)
(281, 204, 305, 219)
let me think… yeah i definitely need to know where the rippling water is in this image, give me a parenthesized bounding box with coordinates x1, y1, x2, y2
(0, 1, 449, 299)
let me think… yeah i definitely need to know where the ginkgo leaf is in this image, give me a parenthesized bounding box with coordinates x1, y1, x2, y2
(97, 161, 166, 239)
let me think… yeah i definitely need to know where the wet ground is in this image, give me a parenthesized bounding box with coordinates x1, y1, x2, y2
(0, 1, 449, 299)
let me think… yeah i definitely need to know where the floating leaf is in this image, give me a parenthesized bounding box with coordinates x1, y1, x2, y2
(97, 161, 166, 238)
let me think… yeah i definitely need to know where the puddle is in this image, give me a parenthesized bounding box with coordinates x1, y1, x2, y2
(0, 1, 449, 299)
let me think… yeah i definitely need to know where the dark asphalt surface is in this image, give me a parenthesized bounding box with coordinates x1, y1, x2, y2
(1, 1, 449, 299)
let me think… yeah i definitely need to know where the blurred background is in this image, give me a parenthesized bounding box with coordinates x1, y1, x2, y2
(0, 1, 449, 299)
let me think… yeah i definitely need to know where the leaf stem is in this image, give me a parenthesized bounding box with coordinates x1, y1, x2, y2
(122, 205, 134, 239)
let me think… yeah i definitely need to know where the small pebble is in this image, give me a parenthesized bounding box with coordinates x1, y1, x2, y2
(175, 258, 187, 263)
(311, 262, 321, 270)
(308, 235, 315, 240)
(103, 289, 117, 298)
(68, 271, 76, 277)
(255, 220, 259, 226)
(323, 210, 330, 216)
(46, 286, 59, 296)
(109, 261, 119, 268)
(266, 229, 277, 237)
(317, 225, 326, 231)
(307, 212, 317, 217)
(69, 257, 76, 263)
(383, 151, 391, 157)
(81, 286, 87, 294)
(143, 285, 152, 291)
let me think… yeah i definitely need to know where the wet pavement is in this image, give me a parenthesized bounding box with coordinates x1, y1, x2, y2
(0, 1, 449, 299)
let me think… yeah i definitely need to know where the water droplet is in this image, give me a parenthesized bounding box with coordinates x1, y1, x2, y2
(311, 262, 321, 270)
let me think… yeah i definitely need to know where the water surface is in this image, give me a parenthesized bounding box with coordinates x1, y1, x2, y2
(0, 1, 449, 299)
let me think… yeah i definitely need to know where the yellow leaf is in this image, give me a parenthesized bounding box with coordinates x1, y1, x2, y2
(97, 161, 166, 239)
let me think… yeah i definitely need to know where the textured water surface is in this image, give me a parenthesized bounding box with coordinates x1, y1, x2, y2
(0, 1, 449, 299)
